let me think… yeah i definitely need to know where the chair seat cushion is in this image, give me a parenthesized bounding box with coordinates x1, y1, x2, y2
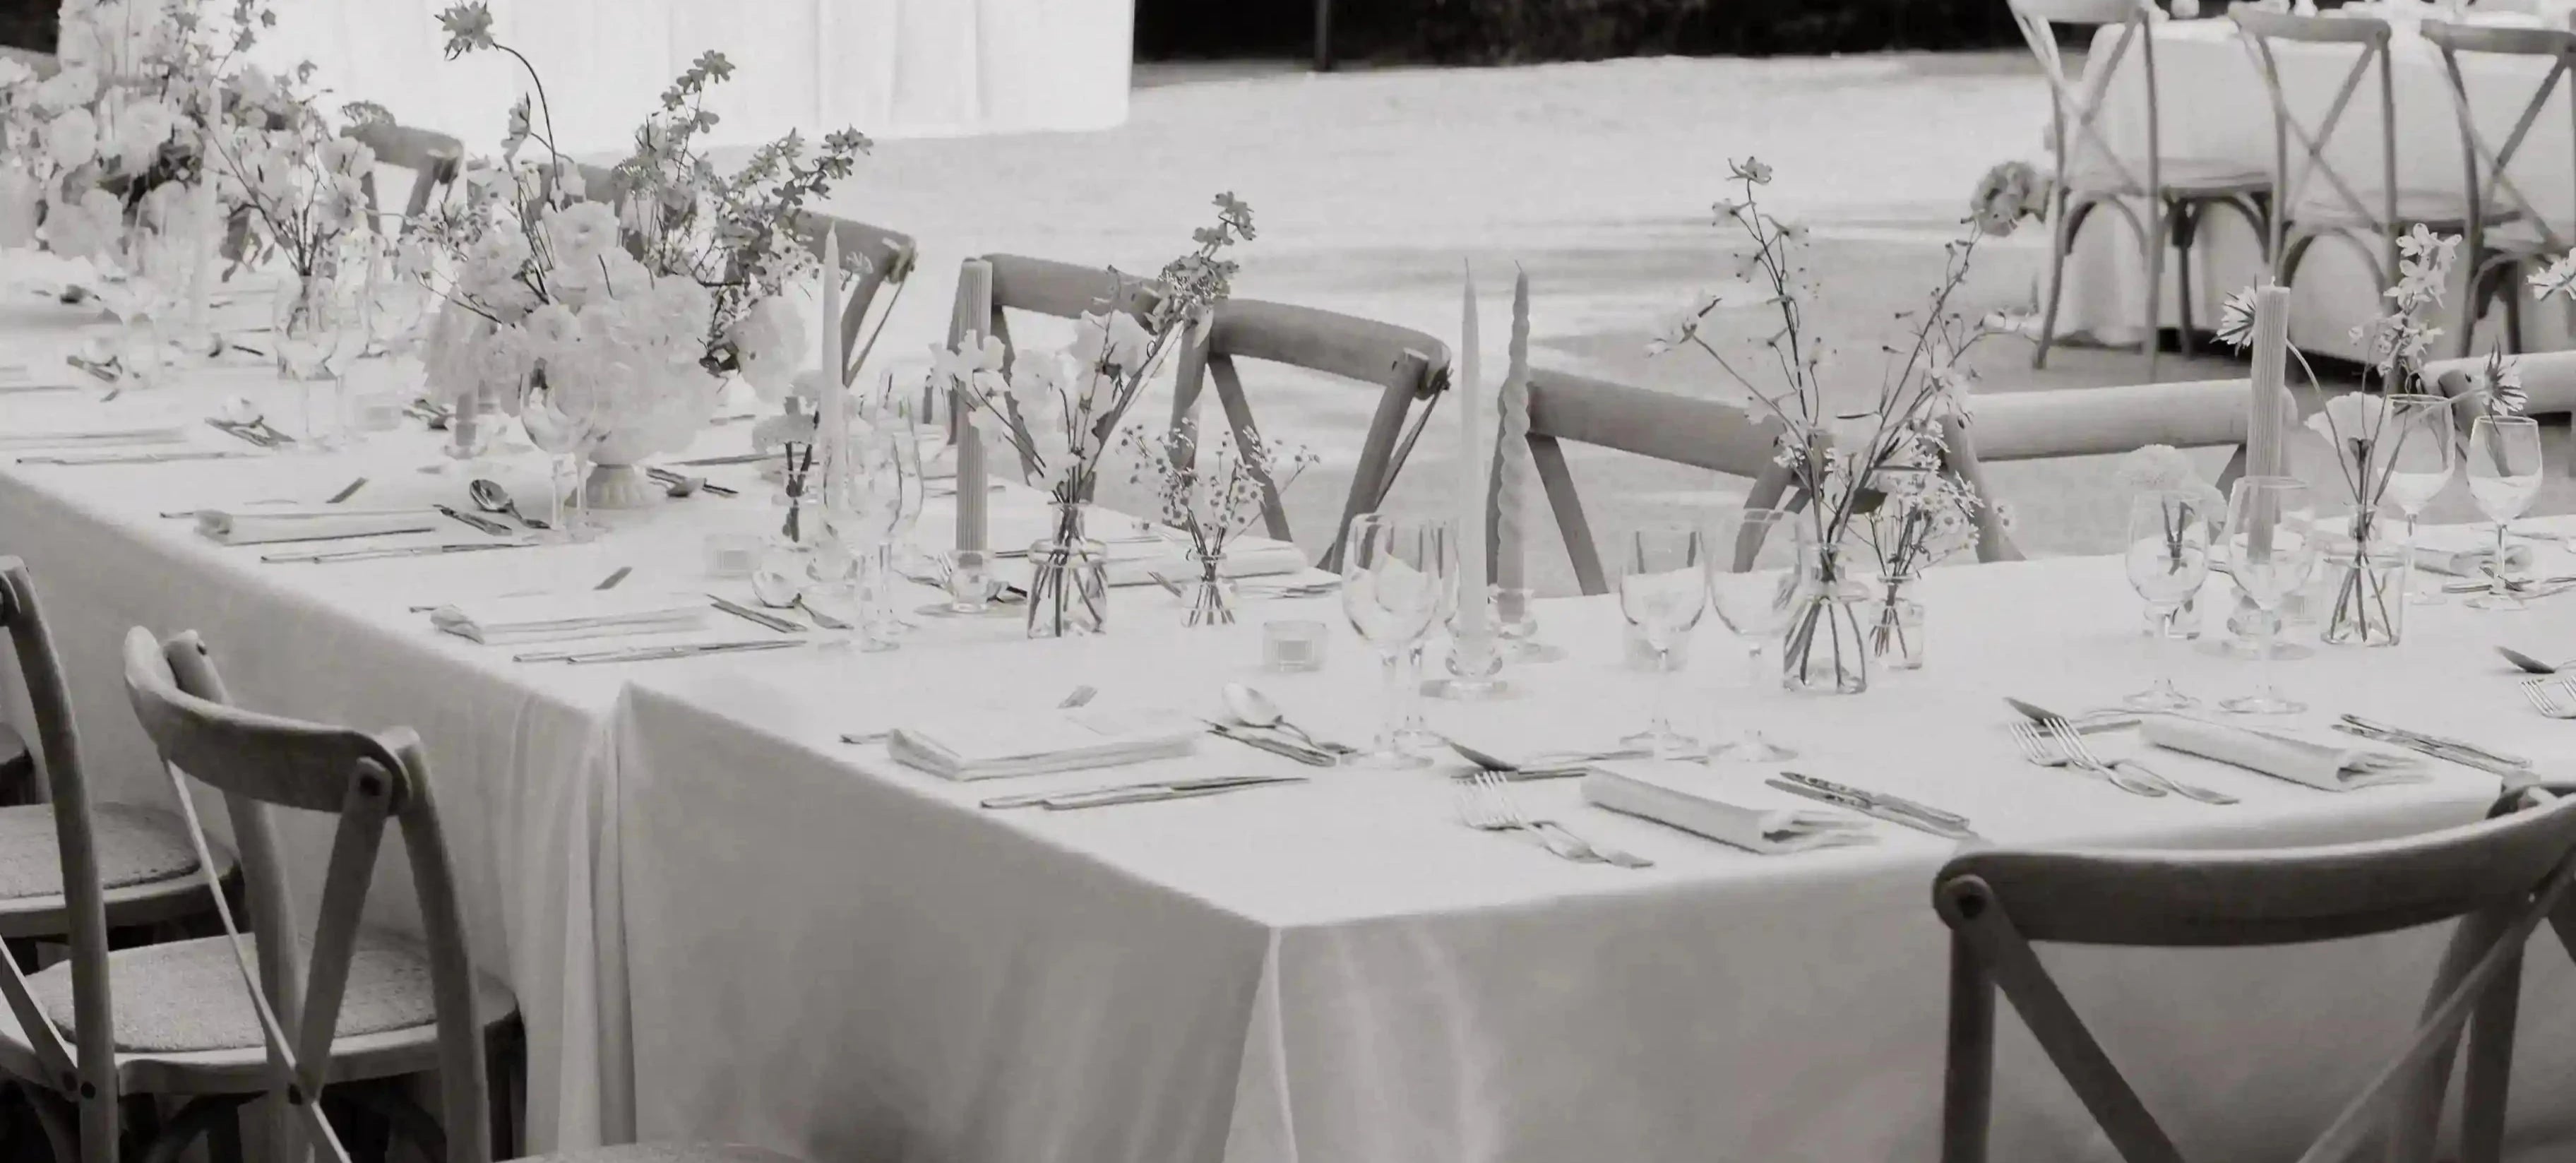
(0, 803, 201, 899)
(28, 932, 435, 1054)
(2068, 157, 2272, 198)
(532, 1147, 806, 1163)
(2292, 190, 2517, 231)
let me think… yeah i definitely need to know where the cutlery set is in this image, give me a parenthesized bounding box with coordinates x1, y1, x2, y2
(1457, 771, 1653, 868)
(2330, 715, 2532, 778)
(1765, 771, 1981, 839)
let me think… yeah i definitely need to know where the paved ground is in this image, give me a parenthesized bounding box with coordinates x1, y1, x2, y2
(787, 51, 2559, 597)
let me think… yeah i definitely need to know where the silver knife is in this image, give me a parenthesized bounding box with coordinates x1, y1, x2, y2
(435, 504, 515, 536)
(225, 521, 441, 546)
(984, 774, 1302, 810)
(1779, 770, 1972, 828)
(20, 450, 258, 465)
(525, 640, 804, 664)
(1767, 777, 1979, 840)
(1202, 722, 1338, 767)
(265, 542, 529, 563)
(1037, 776, 1310, 810)
(2337, 715, 2531, 771)
(708, 594, 804, 634)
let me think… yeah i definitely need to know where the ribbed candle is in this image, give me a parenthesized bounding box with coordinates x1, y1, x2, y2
(949, 259, 994, 551)
(818, 231, 846, 482)
(1493, 268, 1534, 591)
(2248, 284, 2291, 478)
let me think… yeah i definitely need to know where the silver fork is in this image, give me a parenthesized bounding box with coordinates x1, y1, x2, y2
(2045, 720, 2238, 805)
(1481, 772, 1654, 868)
(2010, 722, 2166, 798)
(1455, 774, 1595, 863)
(2524, 679, 2576, 720)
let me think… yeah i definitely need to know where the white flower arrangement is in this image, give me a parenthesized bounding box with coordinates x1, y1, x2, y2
(1117, 419, 1317, 562)
(201, 80, 376, 278)
(2114, 443, 2224, 514)
(935, 194, 1256, 506)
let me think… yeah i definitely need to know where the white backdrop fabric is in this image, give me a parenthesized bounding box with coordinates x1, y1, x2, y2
(249, 0, 1137, 155)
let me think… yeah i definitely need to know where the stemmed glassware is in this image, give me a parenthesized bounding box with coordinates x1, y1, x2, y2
(1342, 514, 1445, 770)
(2220, 477, 2320, 715)
(521, 380, 603, 544)
(820, 424, 910, 650)
(2123, 490, 2214, 711)
(1702, 506, 1799, 761)
(868, 393, 927, 639)
(273, 267, 364, 451)
(2466, 414, 2544, 611)
(1395, 523, 1457, 751)
(1619, 525, 1707, 758)
(2381, 393, 2456, 607)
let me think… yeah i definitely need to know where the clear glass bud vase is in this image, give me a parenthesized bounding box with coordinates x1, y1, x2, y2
(1027, 501, 1109, 638)
(1782, 535, 1871, 695)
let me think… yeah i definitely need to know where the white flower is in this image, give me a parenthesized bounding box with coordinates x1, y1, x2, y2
(0, 167, 36, 249)
(2214, 286, 2260, 351)
(2484, 352, 2527, 416)
(2308, 393, 2401, 487)
(38, 186, 120, 261)
(2534, 252, 2576, 302)
(932, 335, 1008, 398)
(320, 136, 376, 179)
(726, 295, 806, 400)
(1072, 309, 1153, 374)
(112, 99, 176, 174)
(540, 200, 622, 271)
(33, 66, 97, 112)
(43, 107, 98, 170)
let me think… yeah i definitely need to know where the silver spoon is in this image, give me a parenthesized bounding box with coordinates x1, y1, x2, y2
(751, 566, 849, 630)
(1221, 683, 1351, 756)
(663, 474, 704, 499)
(218, 395, 294, 446)
(2497, 645, 2576, 675)
(468, 478, 551, 530)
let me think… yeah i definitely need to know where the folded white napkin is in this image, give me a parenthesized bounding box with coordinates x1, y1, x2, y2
(0, 426, 189, 448)
(1582, 763, 1875, 854)
(2411, 542, 2534, 578)
(195, 508, 441, 546)
(888, 707, 1199, 781)
(429, 591, 709, 645)
(2141, 717, 2427, 791)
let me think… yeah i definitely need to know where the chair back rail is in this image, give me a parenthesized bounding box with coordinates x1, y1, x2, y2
(2234, 10, 2404, 282)
(1937, 792, 2576, 1163)
(123, 631, 489, 1163)
(342, 121, 464, 222)
(2013, 0, 2162, 200)
(793, 213, 919, 384)
(2423, 20, 2576, 354)
(1520, 369, 1789, 593)
(0, 561, 114, 1161)
(2428, 348, 2576, 416)
(1169, 299, 1453, 571)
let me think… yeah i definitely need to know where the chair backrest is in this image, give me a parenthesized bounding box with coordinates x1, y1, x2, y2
(2012, 0, 2165, 198)
(2233, 10, 2404, 280)
(1168, 298, 1452, 571)
(794, 213, 919, 386)
(944, 254, 1172, 487)
(2428, 347, 2571, 414)
(1946, 378, 2274, 560)
(342, 121, 465, 225)
(2423, 22, 2576, 260)
(1520, 369, 1790, 594)
(0, 561, 118, 1162)
(120, 629, 488, 1163)
(1934, 792, 2576, 1163)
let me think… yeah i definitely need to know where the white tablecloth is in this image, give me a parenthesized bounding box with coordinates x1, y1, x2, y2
(2061, 15, 2576, 361)
(248, 0, 1135, 155)
(609, 537, 2576, 1161)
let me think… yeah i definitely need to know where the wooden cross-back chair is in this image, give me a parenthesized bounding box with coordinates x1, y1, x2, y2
(1169, 299, 1452, 572)
(117, 628, 803, 1163)
(2235, 11, 2505, 298)
(1520, 369, 1794, 595)
(2423, 20, 2576, 356)
(944, 254, 1164, 487)
(2019, 0, 2270, 379)
(794, 213, 919, 387)
(342, 121, 465, 225)
(0, 561, 244, 1163)
(1935, 786, 2576, 1163)
(1943, 377, 2282, 561)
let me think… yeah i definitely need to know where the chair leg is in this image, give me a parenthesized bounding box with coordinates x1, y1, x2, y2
(134, 1095, 251, 1163)
(488, 1020, 525, 1161)
(2034, 189, 2075, 371)
(1941, 932, 1996, 1163)
(2142, 198, 2166, 383)
(2459, 948, 2522, 1163)
(2171, 199, 2199, 360)
(17, 1085, 73, 1163)
(2503, 262, 2527, 357)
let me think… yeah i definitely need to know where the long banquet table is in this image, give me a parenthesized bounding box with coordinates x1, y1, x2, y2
(8, 280, 2576, 1159)
(2061, 12, 2576, 361)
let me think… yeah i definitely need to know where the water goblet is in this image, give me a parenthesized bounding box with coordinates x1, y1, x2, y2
(1396, 523, 1457, 749)
(2219, 477, 2320, 715)
(521, 381, 600, 544)
(2466, 414, 2543, 611)
(1702, 506, 1799, 761)
(2380, 393, 2455, 606)
(1342, 514, 1445, 770)
(826, 426, 908, 651)
(2123, 490, 2214, 711)
(1620, 525, 1707, 758)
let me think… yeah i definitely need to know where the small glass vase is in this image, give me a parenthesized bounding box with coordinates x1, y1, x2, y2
(1181, 547, 1237, 628)
(1782, 535, 1871, 695)
(2321, 513, 2405, 648)
(1867, 572, 1926, 672)
(1027, 500, 1109, 639)
(273, 271, 354, 451)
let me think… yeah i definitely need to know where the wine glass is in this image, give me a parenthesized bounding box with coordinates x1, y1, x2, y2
(1702, 506, 1800, 761)
(2381, 393, 2456, 606)
(2466, 414, 2544, 611)
(868, 395, 926, 638)
(882, 372, 938, 580)
(1620, 525, 1707, 758)
(2123, 490, 2214, 711)
(520, 379, 601, 544)
(2220, 477, 2320, 715)
(823, 425, 908, 650)
(1342, 514, 1445, 770)
(1397, 523, 1457, 750)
